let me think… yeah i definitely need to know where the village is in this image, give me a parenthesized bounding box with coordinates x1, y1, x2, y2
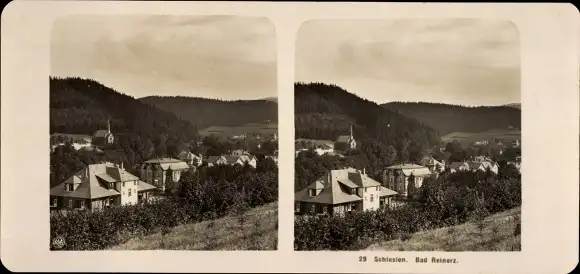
(49, 119, 279, 212)
(294, 125, 521, 216)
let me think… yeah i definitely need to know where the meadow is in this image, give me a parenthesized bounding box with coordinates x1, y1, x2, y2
(111, 202, 278, 250)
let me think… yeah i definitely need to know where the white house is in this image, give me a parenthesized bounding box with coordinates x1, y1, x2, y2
(295, 167, 398, 215)
(50, 162, 157, 210)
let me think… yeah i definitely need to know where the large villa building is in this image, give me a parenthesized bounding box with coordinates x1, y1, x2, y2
(138, 158, 190, 192)
(295, 167, 398, 215)
(50, 162, 157, 211)
(380, 164, 432, 197)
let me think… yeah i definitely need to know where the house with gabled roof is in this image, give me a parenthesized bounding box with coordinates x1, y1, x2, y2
(50, 162, 157, 210)
(295, 167, 398, 215)
(177, 150, 203, 167)
(419, 156, 445, 173)
(380, 164, 432, 197)
(448, 162, 471, 173)
(138, 158, 190, 192)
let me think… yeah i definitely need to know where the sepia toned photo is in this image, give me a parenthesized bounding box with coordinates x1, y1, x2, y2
(49, 15, 279, 251)
(294, 19, 522, 251)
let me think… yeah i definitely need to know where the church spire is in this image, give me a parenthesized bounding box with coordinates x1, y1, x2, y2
(349, 123, 353, 138)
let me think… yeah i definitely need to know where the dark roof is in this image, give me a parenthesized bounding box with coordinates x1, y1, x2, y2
(335, 135, 352, 143)
(93, 130, 111, 138)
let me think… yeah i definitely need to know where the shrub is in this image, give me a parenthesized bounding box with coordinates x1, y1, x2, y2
(50, 166, 278, 250)
(294, 174, 521, 250)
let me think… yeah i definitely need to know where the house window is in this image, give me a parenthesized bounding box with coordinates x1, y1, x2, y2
(370, 194, 374, 202)
(68, 200, 73, 208)
(65, 184, 74, 191)
(105, 199, 110, 207)
(52, 198, 57, 206)
(295, 203, 300, 212)
(309, 189, 316, 196)
(311, 205, 316, 213)
(365, 188, 367, 193)
(80, 200, 85, 208)
(123, 182, 125, 187)
(134, 181, 137, 186)
(128, 189, 132, 197)
(109, 183, 114, 189)
(351, 203, 356, 211)
(322, 206, 328, 214)
(376, 186, 379, 191)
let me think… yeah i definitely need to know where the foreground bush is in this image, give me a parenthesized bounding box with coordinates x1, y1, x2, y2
(50, 168, 278, 250)
(294, 173, 521, 250)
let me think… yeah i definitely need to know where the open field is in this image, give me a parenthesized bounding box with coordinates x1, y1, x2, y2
(199, 123, 278, 138)
(366, 207, 521, 252)
(441, 129, 521, 145)
(110, 202, 278, 250)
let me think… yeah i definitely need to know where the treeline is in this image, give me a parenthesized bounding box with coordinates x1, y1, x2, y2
(294, 170, 521, 250)
(382, 102, 521, 135)
(294, 82, 440, 163)
(140, 96, 278, 129)
(50, 163, 278, 250)
(50, 77, 199, 142)
(430, 139, 521, 164)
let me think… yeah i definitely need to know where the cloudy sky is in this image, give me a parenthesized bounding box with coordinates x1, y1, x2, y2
(51, 15, 277, 100)
(296, 19, 520, 106)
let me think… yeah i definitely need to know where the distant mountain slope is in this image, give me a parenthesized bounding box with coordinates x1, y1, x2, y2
(139, 96, 278, 129)
(382, 102, 521, 135)
(503, 103, 521, 110)
(295, 82, 440, 149)
(50, 77, 199, 142)
(261, 97, 278, 103)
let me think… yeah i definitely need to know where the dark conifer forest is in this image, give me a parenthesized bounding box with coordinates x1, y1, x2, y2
(50, 77, 199, 142)
(295, 82, 440, 150)
(139, 96, 278, 129)
(382, 102, 521, 135)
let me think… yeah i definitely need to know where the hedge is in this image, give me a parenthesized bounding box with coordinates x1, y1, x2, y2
(50, 167, 278, 250)
(294, 172, 521, 250)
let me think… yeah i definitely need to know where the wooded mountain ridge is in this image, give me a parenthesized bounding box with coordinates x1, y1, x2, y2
(50, 77, 199, 143)
(295, 82, 440, 150)
(382, 102, 521, 135)
(140, 96, 278, 130)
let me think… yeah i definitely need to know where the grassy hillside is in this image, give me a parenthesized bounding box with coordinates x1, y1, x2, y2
(366, 207, 521, 252)
(110, 202, 278, 250)
(441, 129, 521, 146)
(140, 96, 278, 130)
(50, 77, 198, 142)
(382, 102, 521, 136)
(199, 123, 278, 138)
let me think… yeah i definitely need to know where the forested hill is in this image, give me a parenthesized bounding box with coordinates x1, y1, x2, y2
(295, 82, 440, 150)
(381, 102, 521, 135)
(139, 96, 278, 129)
(50, 77, 199, 142)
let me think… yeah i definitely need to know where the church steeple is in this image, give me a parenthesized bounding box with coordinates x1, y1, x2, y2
(349, 123, 353, 139)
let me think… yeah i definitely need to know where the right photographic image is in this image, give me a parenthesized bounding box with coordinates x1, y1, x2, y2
(294, 19, 522, 251)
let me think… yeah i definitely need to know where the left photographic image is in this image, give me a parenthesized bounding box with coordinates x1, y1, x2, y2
(49, 15, 279, 251)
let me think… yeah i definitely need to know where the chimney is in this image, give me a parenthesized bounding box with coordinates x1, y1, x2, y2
(327, 172, 331, 182)
(362, 167, 366, 175)
(121, 161, 124, 170)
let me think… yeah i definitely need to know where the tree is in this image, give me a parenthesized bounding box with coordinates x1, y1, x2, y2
(165, 167, 174, 194)
(385, 145, 398, 166)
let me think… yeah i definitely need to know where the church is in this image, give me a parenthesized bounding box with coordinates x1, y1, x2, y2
(335, 124, 356, 151)
(92, 119, 115, 147)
